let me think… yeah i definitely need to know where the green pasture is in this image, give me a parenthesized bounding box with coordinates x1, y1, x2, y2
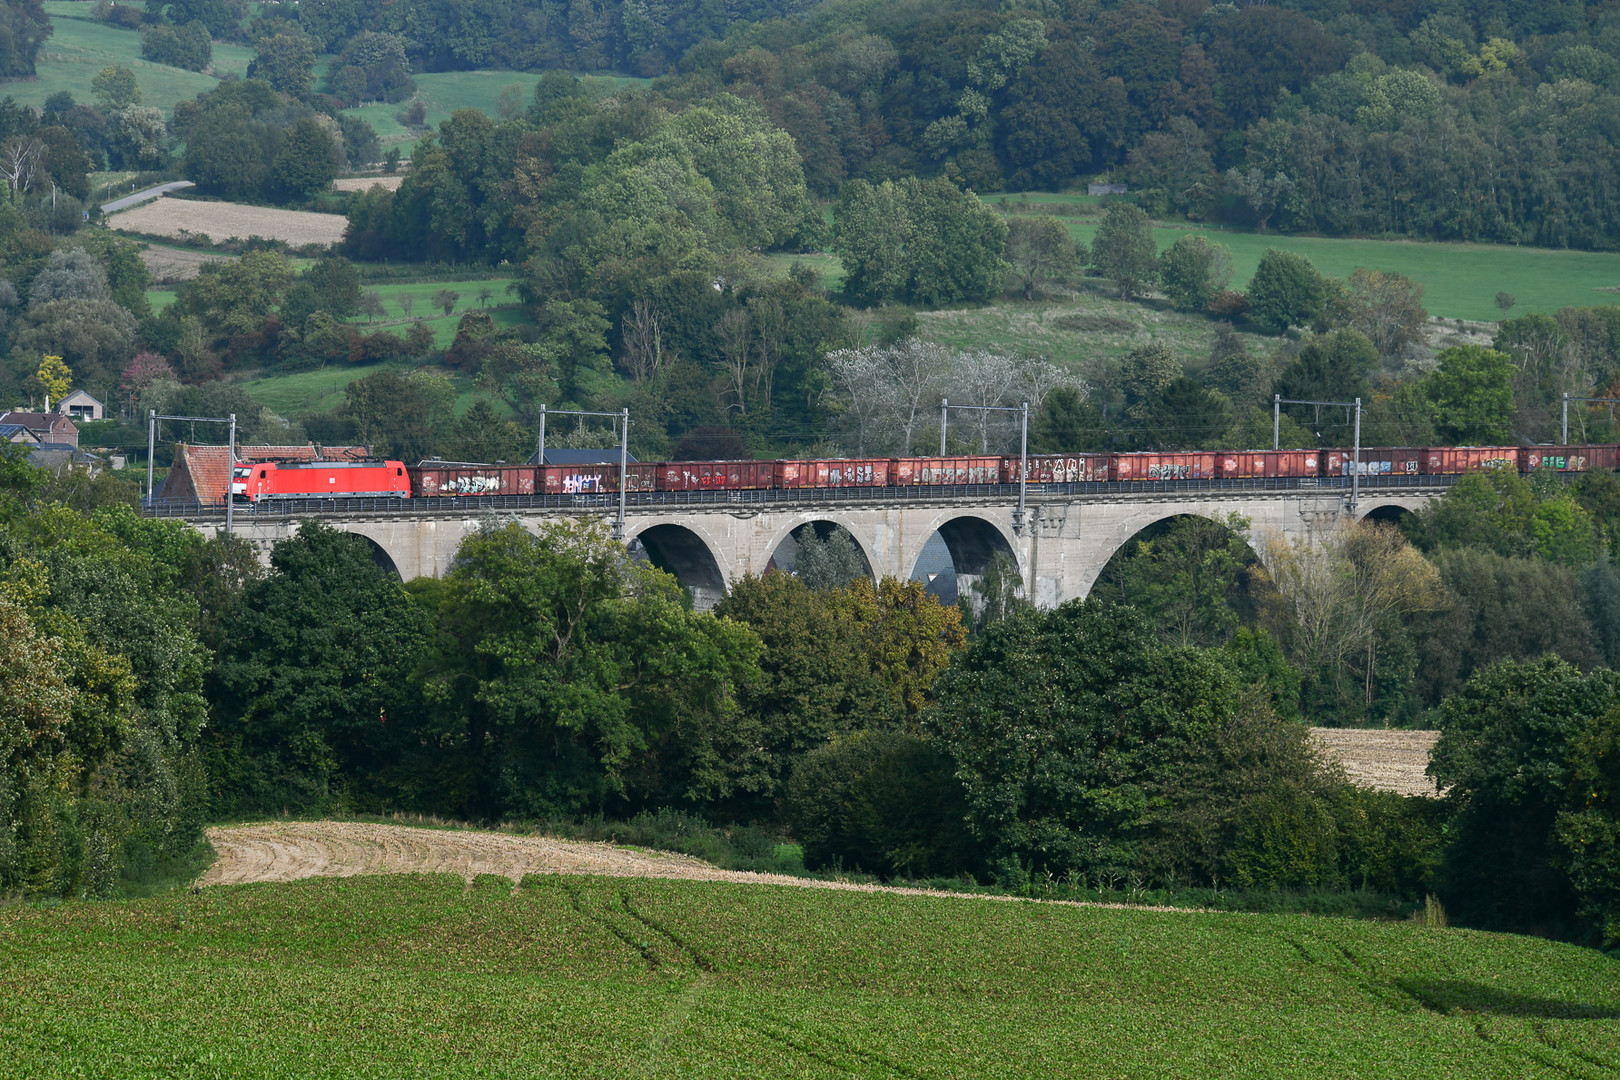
(346, 71, 649, 144)
(238, 360, 502, 417)
(763, 251, 848, 294)
(1069, 216, 1620, 323)
(916, 290, 1272, 378)
(24, 4, 255, 117)
(976, 193, 1620, 320)
(0, 871, 1614, 1077)
(356, 277, 522, 323)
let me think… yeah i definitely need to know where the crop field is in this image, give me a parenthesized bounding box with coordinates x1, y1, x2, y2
(0, 871, 1614, 1078)
(25, 4, 255, 116)
(332, 175, 405, 192)
(109, 196, 349, 247)
(134, 241, 231, 283)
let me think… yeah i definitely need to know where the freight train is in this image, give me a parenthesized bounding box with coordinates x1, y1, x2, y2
(228, 445, 1620, 504)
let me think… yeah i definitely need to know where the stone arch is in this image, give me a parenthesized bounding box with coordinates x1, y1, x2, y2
(905, 511, 1025, 608)
(326, 521, 414, 580)
(1356, 499, 1424, 526)
(627, 521, 729, 610)
(759, 514, 879, 584)
(1079, 503, 1267, 601)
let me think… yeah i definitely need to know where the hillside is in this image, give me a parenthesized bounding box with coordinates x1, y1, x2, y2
(0, 870, 1614, 1077)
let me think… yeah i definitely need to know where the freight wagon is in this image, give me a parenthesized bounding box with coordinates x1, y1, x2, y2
(541, 463, 658, 494)
(1216, 450, 1319, 479)
(1002, 454, 1110, 483)
(894, 456, 1001, 485)
(658, 460, 778, 491)
(778, 458, 892, 487)
(1325, 448, 1423, 477)
(1524, 445, 1620, 472)
(1112, 452, 1218, 481)
(1421, 447, 1521, 474)
(410, 462, 535, 497)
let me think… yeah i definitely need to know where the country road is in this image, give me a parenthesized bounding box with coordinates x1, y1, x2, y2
(100, 180, 194, 214)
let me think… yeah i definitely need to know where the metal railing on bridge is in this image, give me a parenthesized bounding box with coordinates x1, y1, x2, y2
(142, 474, 1458, 522)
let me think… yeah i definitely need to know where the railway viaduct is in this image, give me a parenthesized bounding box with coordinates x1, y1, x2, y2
(172, 482, 1438, 609)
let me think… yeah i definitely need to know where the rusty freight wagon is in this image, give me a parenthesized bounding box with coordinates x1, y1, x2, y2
(540, 463, 658, 494)
(409, 462, 536, 497)
(1216, 450, 1319, 479)
(1002, 454, 1110, 483)
(657, 460, 778, 491)
(894, 456, 1002, 485)
(1524, 445, 1620, 472)
(1325, 448, 1423, 477)
(1112, 452, 1217, 481)
(777, 458, 892, 487)
(1421, 447, 1521, 474)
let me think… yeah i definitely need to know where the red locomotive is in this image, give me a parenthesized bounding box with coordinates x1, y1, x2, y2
(232, 459, 410, 502)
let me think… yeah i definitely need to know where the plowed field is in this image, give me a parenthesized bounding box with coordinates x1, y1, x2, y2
(108, 196, 348, 246)
(1310, 727, 1440, 797)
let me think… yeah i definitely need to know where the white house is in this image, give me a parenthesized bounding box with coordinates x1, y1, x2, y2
(55, 389, 104, 421)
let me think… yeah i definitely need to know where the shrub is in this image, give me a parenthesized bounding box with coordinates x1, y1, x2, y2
(785, 730, 981, 879)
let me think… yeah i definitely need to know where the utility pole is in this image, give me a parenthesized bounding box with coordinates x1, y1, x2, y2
(1275, 395, 1361, 511)
(148, 411, 239, 531)
(1015, 401, 1029, 534)
(1273, 393, 1281, 450)
(1562, 394, 1620, 443)
(940, 400, 1031, 533)
(618, 407, 629, 541)
(534, 405, 632, 539)
(146, 409, 155, 508)
(1351, 397, 1361, 515)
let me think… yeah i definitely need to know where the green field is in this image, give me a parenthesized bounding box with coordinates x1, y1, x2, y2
(0, 871, 1614, 1077)
(982, 196, 1620, 323)
(22, 3, 256, 117)
(916, 289, 1274, 378)
(238, 360, 500, 417)
(347, 71, 649, 144)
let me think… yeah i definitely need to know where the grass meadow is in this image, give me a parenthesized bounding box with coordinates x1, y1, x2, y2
(982, 192, 1620, 322)
(25, 3, 255, 116)
(237, 360, 500, 418)
(0, 872, 1614, 1077)
(348, 71, 648, 144)
(916, 289, 1274, 379)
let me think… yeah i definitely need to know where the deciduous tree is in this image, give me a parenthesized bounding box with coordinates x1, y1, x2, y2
(1089, 201, 1157, 300)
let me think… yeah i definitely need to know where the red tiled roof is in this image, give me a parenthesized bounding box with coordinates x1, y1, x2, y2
(158, 444, 371, 504)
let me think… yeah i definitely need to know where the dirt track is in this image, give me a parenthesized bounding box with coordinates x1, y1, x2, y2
(200, 822, 1199, 910)
(201, 821, 746, 888)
